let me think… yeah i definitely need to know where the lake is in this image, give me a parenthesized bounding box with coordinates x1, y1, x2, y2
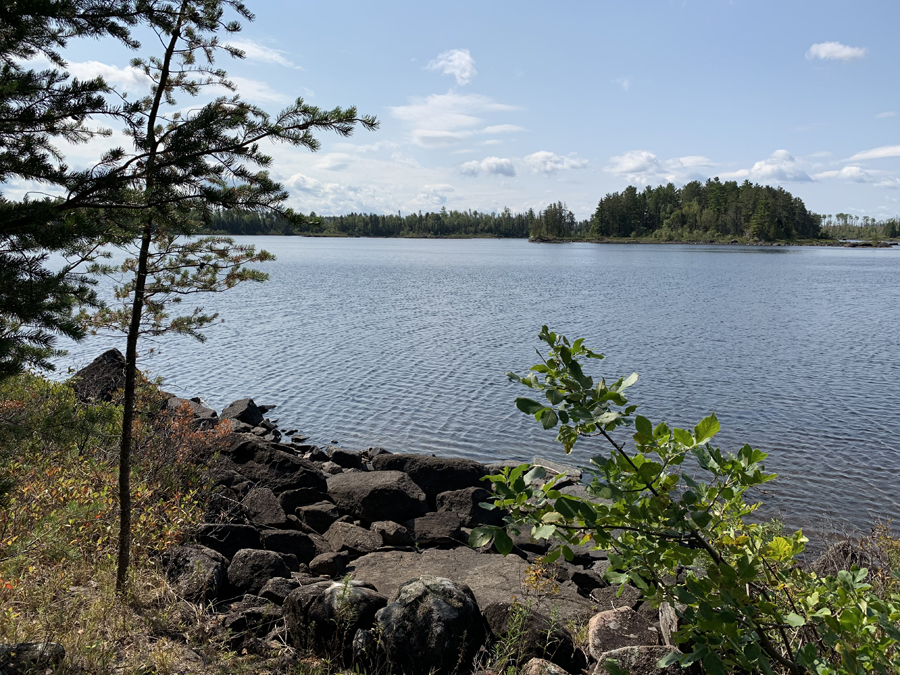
(57, 238, 900, 539)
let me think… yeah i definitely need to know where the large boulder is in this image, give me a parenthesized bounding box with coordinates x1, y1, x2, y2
(349, 548, 595, 624)
(222, 437, 327, 494)
(324, 522, 382, 559)
(371, 454, 488, 504)
(284, 580, 387, 661)
(588, 607, 659, 659)
(221, 398, 265, 427)
(436, 486, 503, 527)
(329, 448, 363, 469)
(279, 487, 331, 513)
(326, 471, 427, 523)
(594, 646, 682, 675)
(197, 523, 261, 560)
(296, 501, 341, 534)
(375, 575, 487, 675)
(222, 595, 283, 650)
(259, 577, 301, 606)
(227, 549, 291, 596)
(163, 544, 229, 603)
(403, 512, 465, 547)
(371, 520, 414, 547)
(69, 349, 126, 402)
(242, 487, 288, 527)
(260, 529, 330, 565)
(483, 601, 586, 674)
(163, 396, 218, 427)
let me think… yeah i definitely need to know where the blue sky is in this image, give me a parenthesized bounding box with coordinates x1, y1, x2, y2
(23, 0, 900, 219)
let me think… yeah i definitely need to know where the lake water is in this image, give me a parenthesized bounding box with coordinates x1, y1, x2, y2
(57, 238, 900, 539)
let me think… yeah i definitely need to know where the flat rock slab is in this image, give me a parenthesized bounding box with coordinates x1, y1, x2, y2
(348, 548, 595, 623)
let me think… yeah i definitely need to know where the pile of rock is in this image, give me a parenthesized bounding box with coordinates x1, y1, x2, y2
(154, 394, 681, 675)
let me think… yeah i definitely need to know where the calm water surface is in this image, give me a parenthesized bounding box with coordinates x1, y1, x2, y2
(58, 238, 900, 537)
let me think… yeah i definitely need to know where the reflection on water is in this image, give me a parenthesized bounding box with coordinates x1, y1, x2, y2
(56, 238, 900, 539)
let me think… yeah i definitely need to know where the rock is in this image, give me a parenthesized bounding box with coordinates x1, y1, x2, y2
(284, 580, 387, 660)
(329, 448, 363, 469)
(375, 575, 487, 675)
(436, 486, 503, 527)
(305, 446, 330, 462)
(0, 643, 65, 675)
(588, 607, 659, 659)
(326, 471, 427, 524)
(204, 486, 246, 524)
(659, 602, 678, 647)
(279, 487, 330, 513)
(227, 549, 291, 597)
(309, 551, 349, 578)
(164, 396, 218, 426)
(322, 460, 343, 475)
(260, 529, 330, 565)
(296, 501, 341, 534)
(276, 552, 301, 572)
(371, 454, 488, 504)
(571, 568, 609, 595)
(324, 521, 382, 558)
(221, 398, 265, 427)
(222, 437, 327, 494)
(163, 544, 228, 603)
(349, 548, 595, 624)
(242, 487, 288, 527)
(591, 583, 643, 610)
(68, 349, 126, 402)
(259, 577, 301, 605)
(483, 601, 586, 674)
(371, 520, 414, 547)
(522, 658, 571, 675)
(222, 597, 282, 649)
(197, 523, 261, 560)
(594, 646, 682, 675)
(403, 512, 465, 547)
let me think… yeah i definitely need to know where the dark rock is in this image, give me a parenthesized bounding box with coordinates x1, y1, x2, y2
(197, 523, 261, 560)
(371, 453, 488, 504)
(436, 486, 503, 527)
(163, 544, 228, 603)
(322, 461, 344, 475)
(221, 398, 265, 427)
(259, 577, 301, 605)
(227, 549, 291, 597)
(326, 471, 428, 524)
(204, 486, 246, 524)
(279, 487, 330, 513)
(588, 607, 659, 659)
(483, 601, 586, 674)
(571, 568, 609, 595)
(376, 575, 487, 675)
(284, 580, 387, 661)
(222, 597, 282, 649)
(305, 446, 330, 462)
(164, 396, 218, 427)
(365, 447, 390, 458)
(349, 548, 595, 624)
(309, 551, 349, 578)
(276, 552, 301, 572)
(403, 512, 465, 547)
(371, 520, 414, 547)
(68, 349, 126, 403)
(595, 646, 682, 675)
(222, 437, 327, 494)
(591, 584, 643, 611)
(324, 521, 382, 558)
(297, 501, 341, 534)
(0, 643, 66, 675)
(260, 529, 330, 565)
(330, 448, 363, 469)
(242, 487, 288, 527)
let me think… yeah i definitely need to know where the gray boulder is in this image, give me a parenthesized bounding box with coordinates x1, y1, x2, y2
(222, 596, 282, 650)
(403, 512, 465, 547)
(588, 607, 659, 659)
(260, 529, 330, 565)
(326, 470, 427, 523)
(197, 523, 261, 560)
(371, 454, 488, 504)
(324, 521, 382, 558)
(375, 575, 487, 675)
(594, 646, 682, 675)
(284, 580, 387, 661)
(163, 544, 228, 603)
(591, 584, 643, 611)
(329, 448, 364, 469)
(68, 349, 126, 403)
(309, 551, 349, 578)
(222, 437, 327, 494)
(522, 658, 571, 675)
(296, 501, 341, 534)
(279, 487, 330, 513)
(371, 520, 414, 547)
(436, 486, 503, 527)
(221, 398, 265, 427)
(259, 576, 301, 605)
(242, 487, 288, 527)
(227, 549, 291, 596)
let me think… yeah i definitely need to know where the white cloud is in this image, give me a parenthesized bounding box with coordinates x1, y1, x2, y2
(720, 150, 812, 183)
(605, 150, 668, 183)
(412, 184, 455, 206)
(812, 165, 873, 182)
(876, 112, 896, 119)
(314, 153, 353, 171)
(806, 41, 867, 61)
(482, 124, 525, 134)
(876, 177, 900, 189)
(390, 92, 518, 148)
(427, 48, 477, 86)
(614, 77, 631, 91)
(677, 155, 715, 168)
(459, 156, 516, 177)
(66, 60, 151, 92)
(846, 145, 900, 161)
(224, 39, 300, 69)
(525, 151, 589, 174)
(482, 139, 502, 146)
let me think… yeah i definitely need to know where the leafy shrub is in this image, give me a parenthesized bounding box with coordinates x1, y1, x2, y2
(471, 327, 900, 675)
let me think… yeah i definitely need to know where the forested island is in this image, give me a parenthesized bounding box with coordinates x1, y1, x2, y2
(205, 178, 899, 244)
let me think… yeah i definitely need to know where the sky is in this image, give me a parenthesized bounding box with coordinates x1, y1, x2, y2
(16, 0, 900, 219)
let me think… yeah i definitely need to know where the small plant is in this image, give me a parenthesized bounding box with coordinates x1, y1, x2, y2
(471, 326, 900, 675)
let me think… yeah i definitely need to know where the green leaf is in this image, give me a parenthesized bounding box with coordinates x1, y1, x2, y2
(533, 524, 556, 540)
(784, 613, 805, 628)
(690, 511, 712, 528)
(620, 372, 639, 389)
(694, 413, 721, 444)
(493, 530, 513, 555)
(634, 415, 653, 438)
(468, 527, 493, 548)
(539, 408, 559, 429)
(603, 659, 629, 675)
(523, 466, 546, 484)
(657, 651, 681, 668)
(673, 428, 694, 447)
(546, 389, 565, 404)
(516, 398, 544, 415)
